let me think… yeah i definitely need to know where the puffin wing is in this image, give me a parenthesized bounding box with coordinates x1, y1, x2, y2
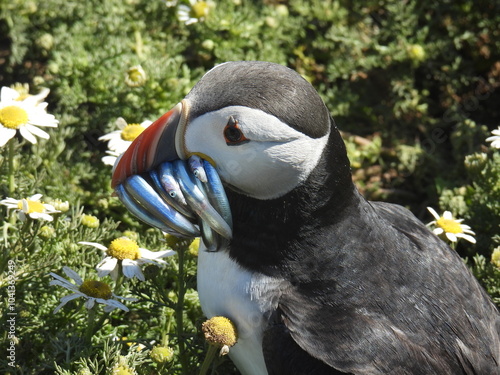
(264, 201, 500, 374)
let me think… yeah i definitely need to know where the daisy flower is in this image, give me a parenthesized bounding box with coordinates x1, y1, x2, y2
(486, 126, 500, 149)
(0, 86, 58, 147)
(99, 117, 152, 154)
(426, 207, 476, 244)
(0, 194, 60, 221)
(202, 316, 238, 356)
(79, 237, 175, 281)
(49, 266, 136, 313)
(177, 0, 213, 25)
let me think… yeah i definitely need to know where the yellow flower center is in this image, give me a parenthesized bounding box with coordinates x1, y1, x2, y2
(0, 105, 29, 129)
(78, 280, 112, 299)
(202, 316, 238, 347)
(436, 218, 463, 234)
(191, 1, 209, 18)
(17, 199, 45, 213)
(107, 237, 141, 260)
(120, 124, 145, 141)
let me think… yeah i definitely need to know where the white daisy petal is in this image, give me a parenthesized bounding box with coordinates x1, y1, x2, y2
(29, 212, 54, 221)
(443, 211, 453, 220)
(103, 299, 130, 312)
(426, 207, 440, 220)
(53, 301, 68, 314)
(138, 258, 166, 266)
(49, 279, 79, 292)
(36, 102, 48, 110)
(85, 298, 96, 310)
(135, 268, 146, 282)
(21, 199, 29, 212)
(486, 127, 500, 148)
(116, 117, 128, 129)
(27, 112, 58, 127)
(24, 123, 50, 139)
(122, 259, 143, 280)
(139, 248, 176, 260)
(433, 228, 444, 235)
(445, 232, 458, 242)
(98, 129, 122, 141)
(1, 86, 19, 101)
(96, 257, 118, 277)
(0, 127, 16, 147)
(78, 241, 108, 252)
(457, 233, 477, 244)
(103, 304, 117, 313)
(60, 292, 83, 305)
(29, 87, 50, 104)
(50, 272, 79, 289)
(18, 126, 38, 144)
(63, 266, 83, 285)
(102, 155, 119, 166)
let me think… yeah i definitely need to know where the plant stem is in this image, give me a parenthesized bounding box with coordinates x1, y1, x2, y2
(114, 267, 124, 294)
(199, 345, 218, 375)
(176, 246, 189, 374)
(84, 307, 97, 346)
(161, 307, 174, 347)
(8, 139, 15, 196)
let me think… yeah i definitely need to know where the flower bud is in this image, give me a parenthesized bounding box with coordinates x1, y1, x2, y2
(408, 44, 426, 61)
(81, 214, 100, 228)
(150, 345, 174, 364)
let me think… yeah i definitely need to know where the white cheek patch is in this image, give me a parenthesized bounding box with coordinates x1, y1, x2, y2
(185, 106, 329, 199)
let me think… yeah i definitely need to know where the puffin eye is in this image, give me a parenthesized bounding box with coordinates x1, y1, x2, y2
(223, 116, 249, 146)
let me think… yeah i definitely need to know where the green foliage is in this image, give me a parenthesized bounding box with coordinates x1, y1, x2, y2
(0, 0, 499, 374)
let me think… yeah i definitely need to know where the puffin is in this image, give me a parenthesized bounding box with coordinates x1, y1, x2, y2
(112, 61, 500, 374)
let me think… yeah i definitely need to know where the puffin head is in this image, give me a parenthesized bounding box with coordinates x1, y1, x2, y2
(112, 61, 343, 201)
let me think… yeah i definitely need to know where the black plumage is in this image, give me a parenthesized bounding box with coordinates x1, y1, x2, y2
(227, 121, 500, 373)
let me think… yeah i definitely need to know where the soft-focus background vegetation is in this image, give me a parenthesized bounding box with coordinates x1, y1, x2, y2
(1, 0, 499, 374)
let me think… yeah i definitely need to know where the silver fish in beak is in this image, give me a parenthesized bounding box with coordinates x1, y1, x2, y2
(111, 101, 232, 250)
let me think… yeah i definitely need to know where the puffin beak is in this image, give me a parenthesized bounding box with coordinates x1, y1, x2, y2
(111, 101, 189, 188)
(110, 99, 232, 245)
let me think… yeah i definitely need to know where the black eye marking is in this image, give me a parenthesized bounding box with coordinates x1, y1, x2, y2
(223, 116, 249, 146)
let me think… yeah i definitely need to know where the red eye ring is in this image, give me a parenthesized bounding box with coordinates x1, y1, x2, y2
(224, 116, 249, 145)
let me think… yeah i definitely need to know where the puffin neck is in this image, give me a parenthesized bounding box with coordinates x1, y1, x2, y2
(226, 125, 358, 275)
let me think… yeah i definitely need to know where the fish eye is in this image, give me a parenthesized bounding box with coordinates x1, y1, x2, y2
(224, 116, 249, 145)
(169, 191, 177, 198)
